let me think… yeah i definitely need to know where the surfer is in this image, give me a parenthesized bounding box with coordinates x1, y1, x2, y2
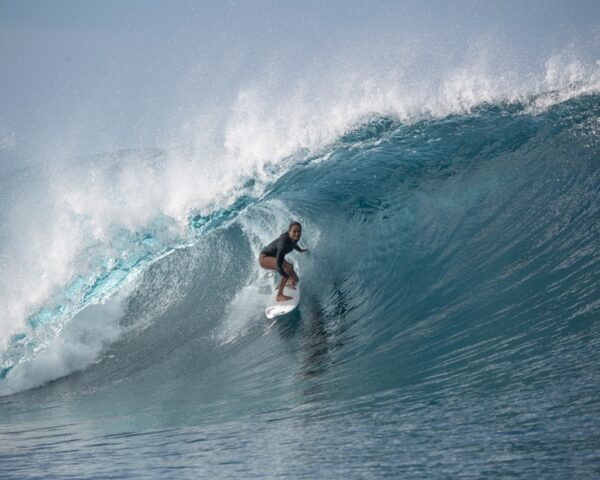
(259, 221, 308, 302)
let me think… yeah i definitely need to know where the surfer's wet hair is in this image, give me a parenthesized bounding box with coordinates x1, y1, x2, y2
(289, 221, 302, 230)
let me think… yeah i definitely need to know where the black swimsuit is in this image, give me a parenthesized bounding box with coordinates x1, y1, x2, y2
(261, 233, 302, 279)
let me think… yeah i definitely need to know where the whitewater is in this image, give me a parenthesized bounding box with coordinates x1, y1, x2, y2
(1, 3, 600, 478)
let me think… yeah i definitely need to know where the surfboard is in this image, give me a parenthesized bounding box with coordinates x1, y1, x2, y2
(265, 285, 300, 319)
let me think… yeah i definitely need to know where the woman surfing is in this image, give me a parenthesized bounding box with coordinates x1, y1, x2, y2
(259, 221, 308, 302)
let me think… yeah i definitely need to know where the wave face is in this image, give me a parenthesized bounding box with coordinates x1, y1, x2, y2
(1, 94, 599, 478)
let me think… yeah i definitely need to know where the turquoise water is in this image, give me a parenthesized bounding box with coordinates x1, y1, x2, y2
(1, 95, 599, 478)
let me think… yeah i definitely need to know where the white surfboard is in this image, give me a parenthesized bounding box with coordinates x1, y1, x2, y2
(265, 285, 300, 319)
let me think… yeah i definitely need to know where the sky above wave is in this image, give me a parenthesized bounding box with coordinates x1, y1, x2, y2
(1, 0, 599, 163)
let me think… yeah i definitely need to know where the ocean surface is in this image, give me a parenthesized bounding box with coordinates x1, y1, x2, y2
(1, 91, 599, 478)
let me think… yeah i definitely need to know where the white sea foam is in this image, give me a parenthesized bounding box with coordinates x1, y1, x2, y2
(0, 289, 127, 396)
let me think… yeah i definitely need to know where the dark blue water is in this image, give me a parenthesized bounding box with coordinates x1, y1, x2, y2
(1, 95, 599, 478)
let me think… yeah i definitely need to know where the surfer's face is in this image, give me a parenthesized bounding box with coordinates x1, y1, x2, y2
(289, 225, 301, 242)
